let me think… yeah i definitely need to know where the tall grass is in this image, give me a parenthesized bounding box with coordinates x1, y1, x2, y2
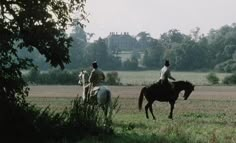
(1, 96, 120, 143)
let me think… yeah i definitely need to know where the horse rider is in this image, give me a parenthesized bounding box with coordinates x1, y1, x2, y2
(88, 61, 105, 98)
(159, 60, 176, 94)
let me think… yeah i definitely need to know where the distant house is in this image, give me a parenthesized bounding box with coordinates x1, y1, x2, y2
(105, 32, 138, 54)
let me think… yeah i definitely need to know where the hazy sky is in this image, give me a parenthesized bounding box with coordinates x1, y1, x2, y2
(83, 0, 236, 40)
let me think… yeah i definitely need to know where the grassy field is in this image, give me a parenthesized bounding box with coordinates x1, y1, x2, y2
(27, 85, 236, 143)
(105, 70, 230, 86)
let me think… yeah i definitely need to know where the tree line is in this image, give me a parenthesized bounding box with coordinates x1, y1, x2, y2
(142, 26, 236, 72)
(18, 23, 236, 72)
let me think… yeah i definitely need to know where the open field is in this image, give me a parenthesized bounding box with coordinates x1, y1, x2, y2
(27, 85, 236, 143)
(104, 71, 230, 86)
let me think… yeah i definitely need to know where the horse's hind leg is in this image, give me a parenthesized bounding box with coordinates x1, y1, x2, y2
(168, 101, 175, 119)
(145, 101, 155, 120)
(145, 103, 150, 119)
(149, 102, 156, 120)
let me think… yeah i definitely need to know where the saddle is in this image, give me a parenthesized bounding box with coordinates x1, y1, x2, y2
(151, 80, 175, 96)
(157, 80, 174, 89)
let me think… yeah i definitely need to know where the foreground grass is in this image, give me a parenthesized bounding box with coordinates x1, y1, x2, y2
(27, 95, 236, 143)
(109, 114, 236, 143)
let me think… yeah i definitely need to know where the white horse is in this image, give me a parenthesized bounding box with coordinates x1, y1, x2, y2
(78, 70, 112, 119)
(78, 70, 89, 101)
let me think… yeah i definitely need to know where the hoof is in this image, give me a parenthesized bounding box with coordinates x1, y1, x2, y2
(168, 116, 173, 119)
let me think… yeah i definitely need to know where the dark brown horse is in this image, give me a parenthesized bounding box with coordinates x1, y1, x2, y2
(138, 81, 194, 120)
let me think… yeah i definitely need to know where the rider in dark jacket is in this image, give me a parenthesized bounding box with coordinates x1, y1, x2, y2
(88, 61, 105, 97)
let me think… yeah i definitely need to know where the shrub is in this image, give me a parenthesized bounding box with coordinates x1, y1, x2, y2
(0, 95, 119, 142)
(24, 69, 79, 85)
(122, 57, 139, 70)
(0, 99, 67, 143)
(65, 97, 104, 137)
(222, 72, 236, 85)
(24, 67, 40, 84)
(206, 72, 219, 85)
(64, 96, 120, 139)
(106, 71, 121, 85)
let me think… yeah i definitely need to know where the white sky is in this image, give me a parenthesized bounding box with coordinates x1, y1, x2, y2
(82, 0, 236, 40)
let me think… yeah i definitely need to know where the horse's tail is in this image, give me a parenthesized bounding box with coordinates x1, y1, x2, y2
(106, 89, 111, 105)
(105, 88, 112, 119)
(138, 87, 146, 111)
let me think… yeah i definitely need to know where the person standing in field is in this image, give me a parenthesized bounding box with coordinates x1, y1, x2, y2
(88, 61, 105, 97)
(159, 60, 176, 94)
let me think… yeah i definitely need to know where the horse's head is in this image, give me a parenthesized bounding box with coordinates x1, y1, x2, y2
(78, 70, 89, 85)
(182, 81, 195, 100)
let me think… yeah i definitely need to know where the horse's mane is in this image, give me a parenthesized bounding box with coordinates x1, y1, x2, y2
(173, 80, 195, 91)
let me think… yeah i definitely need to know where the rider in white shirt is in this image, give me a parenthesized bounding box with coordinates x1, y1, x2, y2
(160, 60, 175, 83)
(159, 60, 175, 94)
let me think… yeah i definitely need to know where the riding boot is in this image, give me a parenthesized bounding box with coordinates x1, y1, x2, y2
(166, 82, 173, 96)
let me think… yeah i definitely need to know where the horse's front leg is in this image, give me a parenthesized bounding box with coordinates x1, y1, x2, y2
(84, 85, 90, 102)
(168, 101, 175, 119)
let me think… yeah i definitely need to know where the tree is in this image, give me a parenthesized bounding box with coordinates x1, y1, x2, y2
(0, 0, 86, 102)
(160, 29, 186, 49)
(84, 38, 122, 70)
(17, 46, 50, 70)
(207, 25, 236, 66)
(190, 27, 202, 42)
(66, 25, 88, 69)
(223, 72, 236, 84)
(142, 39, 164, 68)
(123, 57, 138, 70)
(85, 38, 109, 67)
(1, 0, 87, 141)
(136, 31, 153, 49)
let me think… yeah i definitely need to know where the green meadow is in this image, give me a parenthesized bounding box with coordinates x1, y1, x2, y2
(27, 95, 236, 143)
(27, 82, 236, 143)
(105, 71, 230, 85)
